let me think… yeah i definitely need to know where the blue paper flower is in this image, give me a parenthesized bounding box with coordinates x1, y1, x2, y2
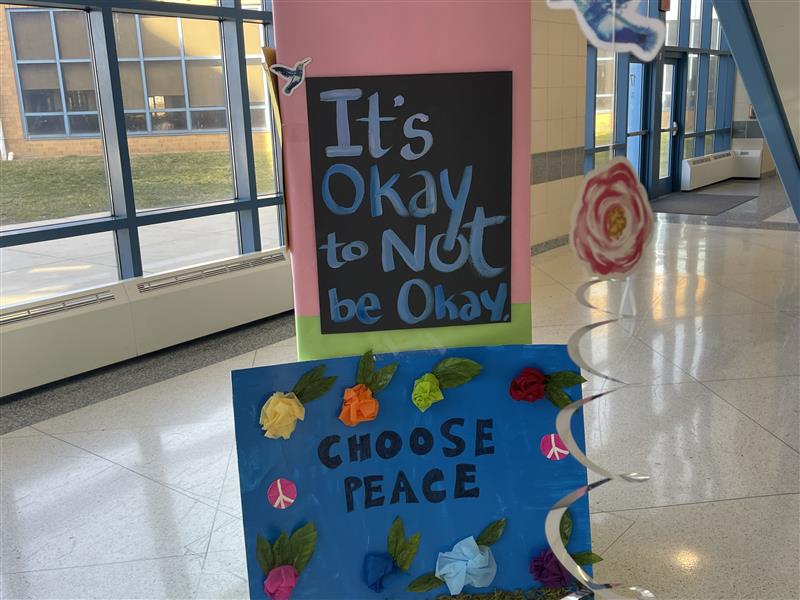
(434, 536, 497, 595)
(363, 552, 396, 593)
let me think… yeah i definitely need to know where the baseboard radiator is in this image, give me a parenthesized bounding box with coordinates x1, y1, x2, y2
(0, 249, 293, 397)
(681, 144, 763, 191)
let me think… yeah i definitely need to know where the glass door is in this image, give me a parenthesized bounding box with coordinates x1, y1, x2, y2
(655, 59, 679, 197)
(626, 60, 647, 178)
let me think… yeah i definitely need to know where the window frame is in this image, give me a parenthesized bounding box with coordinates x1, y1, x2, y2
(0, 0, 283, 288)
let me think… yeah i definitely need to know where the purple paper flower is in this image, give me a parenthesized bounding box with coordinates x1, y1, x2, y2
(530, 549, 572, 589)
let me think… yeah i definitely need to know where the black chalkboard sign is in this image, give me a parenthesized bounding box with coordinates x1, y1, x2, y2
(305, 72, 512, 334)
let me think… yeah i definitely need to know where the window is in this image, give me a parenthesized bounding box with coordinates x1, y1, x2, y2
(0, 1, 282, 309)
(9, 8, 100, 137)
(594, 50, 615, 148)
(665, 0, 679, 46)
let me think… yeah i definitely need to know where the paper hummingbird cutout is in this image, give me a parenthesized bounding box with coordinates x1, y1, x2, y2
(270, 57, 312, 96)
(547, 0, 665, 62)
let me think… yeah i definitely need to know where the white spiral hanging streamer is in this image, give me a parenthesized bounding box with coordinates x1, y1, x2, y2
(541, 2, 656, 598)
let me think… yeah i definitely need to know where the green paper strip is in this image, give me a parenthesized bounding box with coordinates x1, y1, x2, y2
(296, 303, 532, 360)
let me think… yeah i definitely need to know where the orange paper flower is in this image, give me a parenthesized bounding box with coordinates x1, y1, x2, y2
(338, 384, 379, 426)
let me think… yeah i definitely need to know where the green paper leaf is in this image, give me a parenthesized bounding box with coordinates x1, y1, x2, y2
(560, 510, 573, 546)
(356, 350, 375, 386)
(475, 517, 507, 546)
(545, 386, 572, 409)
(547, 371, 586, 389)
(369, 362, 398, 393)
(256, 534, 273, 575)
(290, 522, 317, 573)
(387, 516, 405, 560)
(571, 551, 603, 565)
(407, 572, 444, 593)
(292, 365, 337, 404)
(395, 532, 421, 572)
(431, 358, 482, 389)
(272, 532, 291, 567)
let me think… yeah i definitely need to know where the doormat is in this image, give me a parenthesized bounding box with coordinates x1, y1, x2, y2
(652, 193, 756, 216)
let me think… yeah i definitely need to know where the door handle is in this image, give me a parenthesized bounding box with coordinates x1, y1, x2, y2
(672, 121, 678, 136)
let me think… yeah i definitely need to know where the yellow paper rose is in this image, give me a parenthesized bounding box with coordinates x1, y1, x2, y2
(259, 392, 305, 439)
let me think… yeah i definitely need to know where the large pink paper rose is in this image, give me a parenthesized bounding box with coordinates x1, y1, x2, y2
(263, 565, 298, 600)
(570, 158, 653, 278)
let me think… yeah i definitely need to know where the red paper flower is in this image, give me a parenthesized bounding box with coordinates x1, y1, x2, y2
(509, 367, 547, 402)
(570, 158, 653, 278)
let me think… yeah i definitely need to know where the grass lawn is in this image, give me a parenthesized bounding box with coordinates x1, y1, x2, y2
(0, 150, 276, 226)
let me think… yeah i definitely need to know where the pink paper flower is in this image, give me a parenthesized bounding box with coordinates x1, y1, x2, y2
(570, 158, 653, 278)
(263, 565, 298, 600)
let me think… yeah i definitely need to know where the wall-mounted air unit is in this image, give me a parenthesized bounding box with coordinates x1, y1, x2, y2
(681, 151, 735, 190)
(0, 249, 293, 396)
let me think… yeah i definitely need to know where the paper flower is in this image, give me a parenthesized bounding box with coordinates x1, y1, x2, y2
(259, 365, 336, 440)
(339, 384, 379, 426)
(411, 373, 444, 412)
(260, 392, 305, 439)
(509, 367, 586, 409)
(509, 367, 546, 402)
(339, 350, 398, 427)
(256, 523, 317, 599)
(434, 536, 497, 595)
(363, 553, 395, 593)
(263, 565, 298, 600)
(410, 357, 482, 413)
(530, 549, 572, 589)
(407, 518, 505, 594)
(570, 157, 653, 278)
(363, 517, 420, 593)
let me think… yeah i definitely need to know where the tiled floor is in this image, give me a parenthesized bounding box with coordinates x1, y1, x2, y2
(1, 199, 799, 597)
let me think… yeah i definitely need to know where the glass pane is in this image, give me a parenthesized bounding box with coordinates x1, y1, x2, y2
(181, 18, 221, 57)
(247, 62, 266, 104)
(244, 20, 264, 56)
(145, 61, 186, 109)
(191, 109, 227, 130)
(626, 62, 644, 134)
(152, 0, 218, 4)
(685, 54, 699, 133)
(150, 111, 187, 131)
(19, 64, 62, 112)
(704, 134, 714, 155)
(140, 16, 180, 57)
(139, 213, 239, 274)
(186, 61, 225, 107)
(665, 0, 679, 46)
(62, 63, 97, 111)
(68, 114, 100, 135)
(245, 24, 277, 196)
(0, 34, 110, 236)
(706, 55, 719, 129)
(683, 136, 696, 160)
(10, 10, 55, 60)
(595, 50, 614, 146)
(54, 10, 90, 59)
(660, 63, 675, 129)
(659, 132, 671, 178)
(689, 0, 702, 48)
(259, 206, 282, 250)
(125, 113, 147, 132)
(710, 7, 721, 50)
(0, 233, 118, 308)
(25, 115, 65, 136)
(113, 13, 140, 59)
(626, 135, 642, 177)
(119, 62, 146, 110)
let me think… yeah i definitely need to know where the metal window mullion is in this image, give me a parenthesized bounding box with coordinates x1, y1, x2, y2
(48, 10, 71, 135)
(613, 53, 630, 154)
(678, 0, 691, 47)
(222, 17, 260, 254)
(700, 0, 713, 49)
(695, 53, 710, 152)
(134, 14, 152, 132)
(89, 7, 142, 278)
(584, 44, 597, 173)
(175, 17, 193, 130)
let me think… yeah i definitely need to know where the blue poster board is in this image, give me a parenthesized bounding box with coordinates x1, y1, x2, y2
(232, 345, 590, 599)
